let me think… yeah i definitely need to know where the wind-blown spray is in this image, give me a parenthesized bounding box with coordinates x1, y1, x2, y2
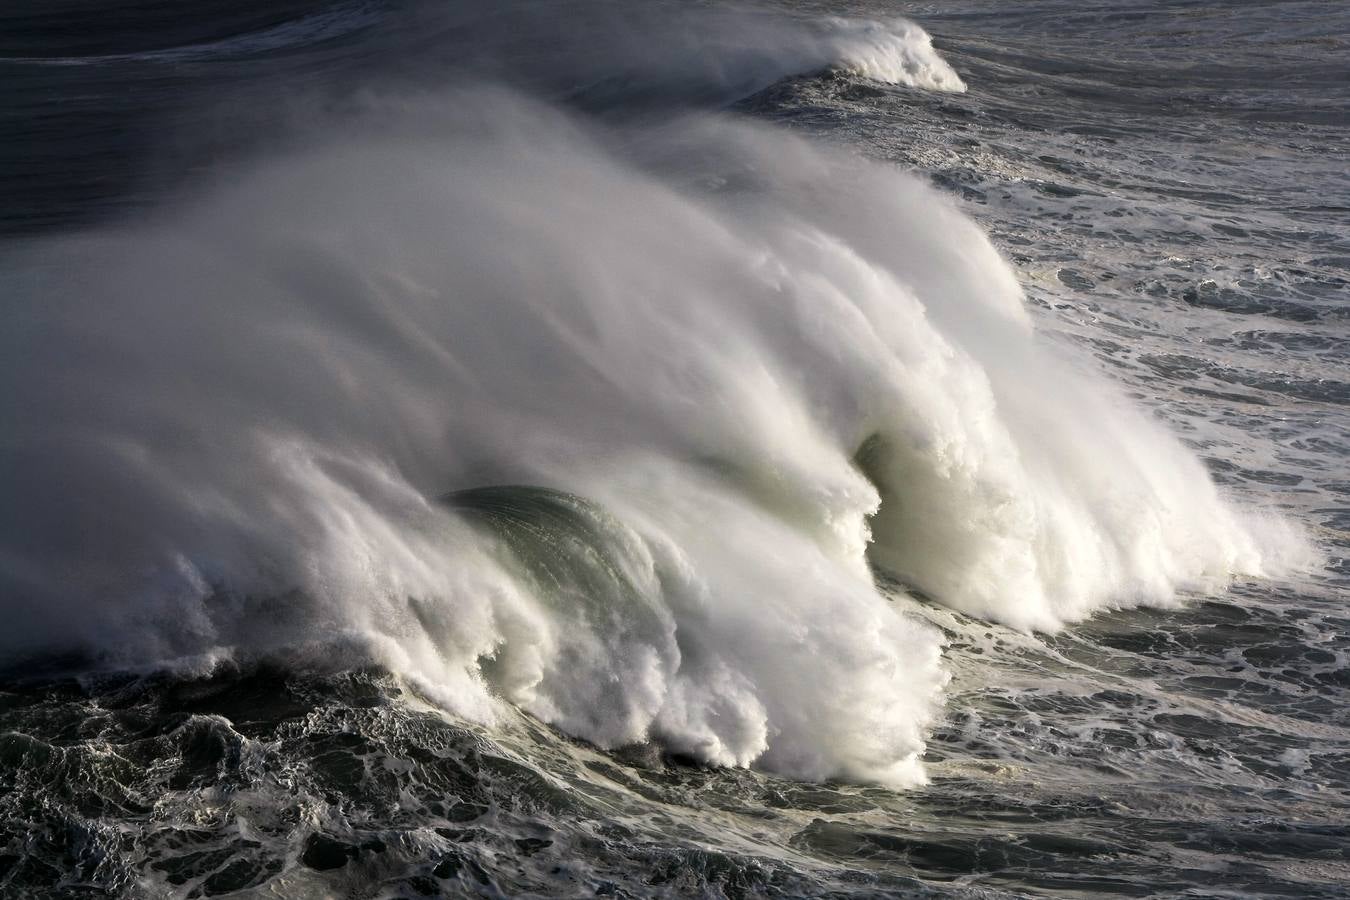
(0, 77, 1302, 784)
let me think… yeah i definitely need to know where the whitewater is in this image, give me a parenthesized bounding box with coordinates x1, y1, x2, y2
(0, 1, 1345, 897)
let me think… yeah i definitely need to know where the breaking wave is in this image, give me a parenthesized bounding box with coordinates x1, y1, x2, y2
(0, 75, 1303, 784)
(821, 17, 966, 91)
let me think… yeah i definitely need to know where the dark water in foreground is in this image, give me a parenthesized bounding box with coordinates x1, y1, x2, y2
(2, 1, 1348, 897)
(5, 586, 1349, 898)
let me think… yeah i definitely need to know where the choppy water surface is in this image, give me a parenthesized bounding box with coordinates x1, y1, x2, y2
(1, 1, 1347, 897)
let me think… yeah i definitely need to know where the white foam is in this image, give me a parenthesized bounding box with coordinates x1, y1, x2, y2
(821, 18, 967, 92)
(0, 89, 1306, 786)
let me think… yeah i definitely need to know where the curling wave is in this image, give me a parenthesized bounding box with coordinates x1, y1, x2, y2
(820, 17, 966, 91)
(377, 7, 969, 106)
(0, 85, 1304, 785)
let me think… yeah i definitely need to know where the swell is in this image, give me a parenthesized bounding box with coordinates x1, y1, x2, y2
(0, 0, 383, 63)
(3, 3, 964, 101)
(372, 6, 969, 108)
(0, 39, 1307, 785)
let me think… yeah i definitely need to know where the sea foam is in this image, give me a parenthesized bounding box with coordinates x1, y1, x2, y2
(0, 84, 1303, 785)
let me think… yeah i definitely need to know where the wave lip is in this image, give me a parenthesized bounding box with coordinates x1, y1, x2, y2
(416, 9, 970, 108)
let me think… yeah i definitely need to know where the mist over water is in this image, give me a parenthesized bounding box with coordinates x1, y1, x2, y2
(3, 82, 1306, 784)
(1, 1, 1345, 897)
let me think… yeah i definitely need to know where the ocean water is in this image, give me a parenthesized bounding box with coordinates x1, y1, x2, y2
(1, 1, 1347, 897)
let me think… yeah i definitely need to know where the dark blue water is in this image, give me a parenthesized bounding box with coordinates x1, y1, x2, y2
(2, 2, 1347, 897)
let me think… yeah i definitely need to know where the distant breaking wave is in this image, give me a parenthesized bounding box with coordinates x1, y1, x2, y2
(0, 45, 1303, 785)
(821, 17, 966, 91)
(1, 8, 965, 97)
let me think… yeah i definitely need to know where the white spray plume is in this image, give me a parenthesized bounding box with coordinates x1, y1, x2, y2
(822, 17, 967, 91)
(0, 85, 1304, 786)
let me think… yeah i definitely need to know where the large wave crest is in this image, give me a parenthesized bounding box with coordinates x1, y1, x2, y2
(0, 83, 1301, 785)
